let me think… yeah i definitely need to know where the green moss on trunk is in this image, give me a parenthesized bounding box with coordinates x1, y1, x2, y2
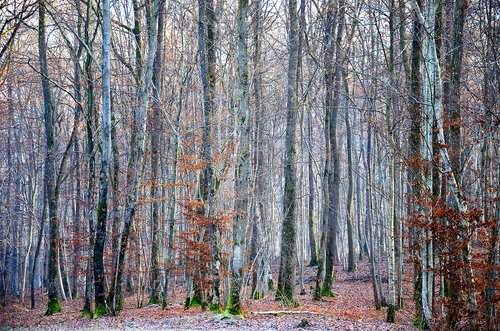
(184, 297, 191, 309)
(188, 295, 203, 308)
(45, 298, 62, 316)
(321, 281, 336, 298)
(82, 305, 91, 318)
(276, 289, 300, 307)
(210, 303, 223, 314)
(387, 304, 396, 323)
(268, 278, 274, 291)
(118, 295, 124, 311)
(92, 303, 107, 319)
(149, 293, 159, 305)
(321, 288, 336, 298)
(413, 315, 424, 330)
(224, 294, 242, 316)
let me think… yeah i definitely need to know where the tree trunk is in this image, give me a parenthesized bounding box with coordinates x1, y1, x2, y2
(409, 0, 423, 321)
(82, 0, 96, 317)
(198, 0, 221, 310)
(92, 0, 112, 317)
(148, 0, 165, 305)
(110, 0, 161, 314)
(38, 0, 62, 316)
(226, 0, 250, 316)
(276, 0, 299, 307)
(306, 110, 318, 267)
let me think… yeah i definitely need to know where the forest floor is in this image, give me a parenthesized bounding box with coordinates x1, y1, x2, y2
(0, 261, 417, 330)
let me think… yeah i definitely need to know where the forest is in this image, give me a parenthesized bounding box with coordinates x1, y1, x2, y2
(0, 0, 498, 330)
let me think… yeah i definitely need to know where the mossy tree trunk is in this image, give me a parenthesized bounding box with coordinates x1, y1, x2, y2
(38, 0, 62, 316)
(92, 0, 112, 318)
(82, 0, 97, 317)
(108, 0, 161, 315)
(198, 0, 221, 311)
(226, 0, 250, 317)
(276, 0, 299, 307)
(323, 0, 346, 298)
(249, 0, 266, 300)
(148, 0, 165, 306)
(226, 0, 250, 315)
(408, 0, 423, 321)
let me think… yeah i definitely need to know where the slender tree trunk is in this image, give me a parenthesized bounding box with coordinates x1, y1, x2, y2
(276, 0, 299, 307)
(92, 0, 112, 317)
(324, 0, 347, 297)
(82, 0, 96, 317)
(366, 121, 380, 310)
(148, 0, 165, 305)
(307, 110, 318, 267)
(409, 0, 423, 320)
(343, 74, 355, 273)
(38, 0, 62, 315)
(226, 0, 250, 316)
(110, 0, 161, 314)
(250, 0, 264, 299)
(197, 0, 221, 310)
(385, 0, 397, 321)
(483, 1, 498, 327)
(31, 188, 47, 309)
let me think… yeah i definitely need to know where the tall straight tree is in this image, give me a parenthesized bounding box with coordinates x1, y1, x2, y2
(442, 0, 469, 321)
(276, 0, 299, 307)
(482, 1, 498, 328)
(322, 0, 346, 298)
(109, 0, 162, 314)
(314, 0, 335, 301)
(226, 0, 250, 317)
(249, 0, 266, 300)
(38, 0, 62, 316)
(384, 0, 397, 322)
(198, 0, 221, 310)
(82, 0, 97, 316)
(92, 0, 112, 318)
(413, 0, 476, 326)
(149, 0, 166, 305)
(408, 0, 423, 321)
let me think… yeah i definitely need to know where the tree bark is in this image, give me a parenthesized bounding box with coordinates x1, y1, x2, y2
(92, 0, 112, 317)
(110, 0, 161, 314)
(38, 0, 62, 316)
(226, 0, 250, 316)
(276, 0, 299, 307)
(148, 0, 165, 305)
(198, 0, 221, 310)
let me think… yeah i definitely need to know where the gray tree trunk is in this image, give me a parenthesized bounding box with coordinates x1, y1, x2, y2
(276, 0, 299, 307)
(197, 0, 221, 309)
(226, 0, 250, 316)
(38, 0, 62, 315)
(92, 0, 112, 317)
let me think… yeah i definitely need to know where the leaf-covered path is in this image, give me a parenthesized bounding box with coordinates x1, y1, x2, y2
(0, 262, 417, 330)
